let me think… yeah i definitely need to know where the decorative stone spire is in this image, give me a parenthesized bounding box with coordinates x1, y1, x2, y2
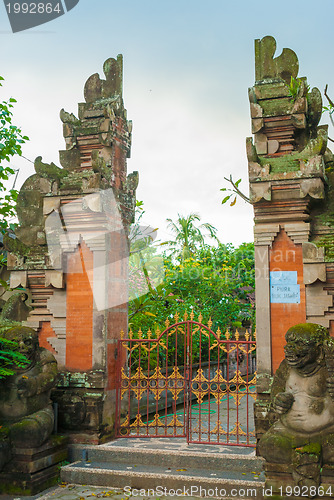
(248, 35, 326, 205)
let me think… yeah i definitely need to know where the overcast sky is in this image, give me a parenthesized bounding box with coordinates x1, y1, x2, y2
(1, 0, 334, 246)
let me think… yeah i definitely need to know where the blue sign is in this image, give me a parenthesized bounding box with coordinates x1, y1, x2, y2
(270, 271, 297, 285)
(270, 284, 300, 304)
(270, 271, 300, 304)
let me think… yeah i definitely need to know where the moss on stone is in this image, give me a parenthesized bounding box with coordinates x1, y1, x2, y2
(260, 97, 293, 116)
(0, 320, 21, 336)
(286, 323, 329, 343)
(270, 432, 295, 451)
(259, 154, 300, 173)
(3, 233, 29, 257)
(0, 473, 59, 495)
(310, 172, 334, 260)
(296, 442, 322, 455)
(315, 234, 334, 261)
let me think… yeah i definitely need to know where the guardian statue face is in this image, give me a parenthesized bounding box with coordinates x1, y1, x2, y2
(284, 324, 328, 371)
(284, 331, 320, 369)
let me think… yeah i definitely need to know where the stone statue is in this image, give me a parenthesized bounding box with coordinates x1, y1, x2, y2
(0, 326, 57, 470)
(258, 323, 334, 488)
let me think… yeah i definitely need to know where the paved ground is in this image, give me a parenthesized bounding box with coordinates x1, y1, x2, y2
(0, 483, 212, 499)
(0, 483, 258, 500)
(1, 484, 203, 499)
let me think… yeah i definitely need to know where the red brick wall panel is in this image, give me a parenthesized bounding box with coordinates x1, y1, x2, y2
(66, 242, 94, 371)
(38, 321, 57, 355)
(269, 230, 306, 373)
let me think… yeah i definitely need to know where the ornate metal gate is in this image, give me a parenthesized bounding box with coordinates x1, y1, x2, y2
(116, 313, 256, 446)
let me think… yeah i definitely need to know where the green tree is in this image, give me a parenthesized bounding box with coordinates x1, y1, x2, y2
(161, 212, 218, 261)
(0, 76, 29, 233)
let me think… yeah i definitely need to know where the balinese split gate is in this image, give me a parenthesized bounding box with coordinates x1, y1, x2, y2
(116, 313, 256, 447)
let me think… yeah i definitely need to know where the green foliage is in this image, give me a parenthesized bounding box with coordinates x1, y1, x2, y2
(0, 321, 30, 379)
(322, 104, 334, 114)
(221, 178, 241, 206)
(0, 77, 29, 233)
(129, 242, 255, 353)
(288, 76, 309, 102)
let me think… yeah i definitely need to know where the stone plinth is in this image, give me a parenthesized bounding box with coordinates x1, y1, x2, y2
(264, 463, 334, 499)
(0, 436, 68, 496)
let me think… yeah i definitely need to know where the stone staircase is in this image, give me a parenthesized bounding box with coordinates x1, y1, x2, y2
(61, 442, 265, 498)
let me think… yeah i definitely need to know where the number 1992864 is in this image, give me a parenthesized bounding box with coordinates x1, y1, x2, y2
(279, 485, 333, 497)
(6, 3, 62, 14)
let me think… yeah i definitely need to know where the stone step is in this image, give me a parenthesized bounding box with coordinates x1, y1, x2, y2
(62, 443, 265, 498)
(61, 459, 265, 498)
(68, 443, 264, 473)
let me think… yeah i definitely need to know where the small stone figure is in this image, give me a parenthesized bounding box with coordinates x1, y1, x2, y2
(258, 323, 334, 488)
(0, 326, 57, 470)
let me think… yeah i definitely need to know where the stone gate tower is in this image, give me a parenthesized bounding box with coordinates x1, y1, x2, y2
(247, 36, 334, 443)
(5, 55, 138, 443)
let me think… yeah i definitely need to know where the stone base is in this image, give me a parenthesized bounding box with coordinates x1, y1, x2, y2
(0, 435, 68, 496)
(57, 428, 114, 445)
(264, 462, 334, 499)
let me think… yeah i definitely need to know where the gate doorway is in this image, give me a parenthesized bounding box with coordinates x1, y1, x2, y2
(116, 313, 256, 447)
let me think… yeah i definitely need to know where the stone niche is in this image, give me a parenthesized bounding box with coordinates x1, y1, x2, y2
(5, 55, 138, 444)
(248, 36, 334, 496)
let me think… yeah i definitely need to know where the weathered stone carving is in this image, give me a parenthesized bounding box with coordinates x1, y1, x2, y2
(0, 292, 31, 322)
(0, 326, 57, 470)
(255, 35, 299, 83)
(248, 36, 328, 192)
(258, 323, 334, 488)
